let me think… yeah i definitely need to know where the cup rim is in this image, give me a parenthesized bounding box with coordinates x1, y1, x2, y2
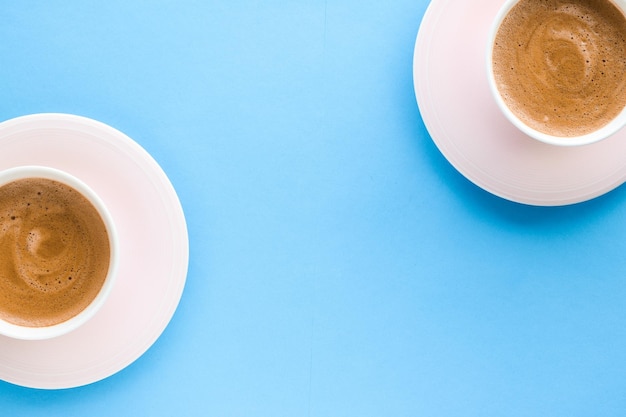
(486, 0, 626, 146)
(0, 166, 118, 340)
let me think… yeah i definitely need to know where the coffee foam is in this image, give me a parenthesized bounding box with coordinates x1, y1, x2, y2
(492, 0, 626, 137)
(0, 178, 110, 327)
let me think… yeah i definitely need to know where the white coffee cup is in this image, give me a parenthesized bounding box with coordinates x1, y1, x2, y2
(0, 166, 118, 340)
(487, 0, 626, 146)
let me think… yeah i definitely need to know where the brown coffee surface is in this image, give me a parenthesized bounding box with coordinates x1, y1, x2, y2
(0, 178, 110, 327)
(492, 0, 626, 137)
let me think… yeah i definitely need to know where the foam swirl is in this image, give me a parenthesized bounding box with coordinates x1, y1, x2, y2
(10, 210, 85, 294)
(492, 0, 626, 137)
(527, 12, 595, 94)
(0, 179, 110, 327)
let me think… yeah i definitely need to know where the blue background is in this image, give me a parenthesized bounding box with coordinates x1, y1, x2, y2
(1, 1, 626, 416)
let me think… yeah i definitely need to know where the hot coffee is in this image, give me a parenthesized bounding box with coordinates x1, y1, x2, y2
(0, 178, 110, 327)
(491, 0, 626, 137)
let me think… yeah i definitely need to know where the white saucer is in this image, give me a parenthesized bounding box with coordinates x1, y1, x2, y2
(413, 0, 626, 206)
(0, 114, 188, 389)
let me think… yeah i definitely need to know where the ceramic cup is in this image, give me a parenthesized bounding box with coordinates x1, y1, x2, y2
(487, 0, 626, 146)
(0, 166, 118, 340)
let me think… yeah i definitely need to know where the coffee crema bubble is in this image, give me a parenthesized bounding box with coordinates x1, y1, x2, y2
(492, 0, 626, 137)
(0, 178, 110, 327)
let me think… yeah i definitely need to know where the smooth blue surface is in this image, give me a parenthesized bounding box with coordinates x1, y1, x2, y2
(1, 1, 626, 416)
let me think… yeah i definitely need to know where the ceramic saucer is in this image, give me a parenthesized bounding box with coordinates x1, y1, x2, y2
(413, 0, 626, 206)
(0, 113, 188, 389)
